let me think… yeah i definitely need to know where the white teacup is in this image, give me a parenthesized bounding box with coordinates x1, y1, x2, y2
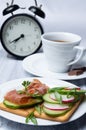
(41, 32, 85, 73)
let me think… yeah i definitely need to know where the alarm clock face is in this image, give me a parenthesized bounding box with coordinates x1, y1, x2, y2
(1, 14, 43, 58)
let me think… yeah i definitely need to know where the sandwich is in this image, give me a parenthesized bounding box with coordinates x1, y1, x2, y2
(0, 79, 86, 124)
(34, 87, 85, 122)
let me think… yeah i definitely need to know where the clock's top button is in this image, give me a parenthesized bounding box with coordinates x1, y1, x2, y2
(3, 4, 19, 16)
(29, 6, 45, 19)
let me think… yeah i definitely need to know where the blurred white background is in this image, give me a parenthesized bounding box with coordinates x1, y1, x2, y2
(0, 0, 86, 47)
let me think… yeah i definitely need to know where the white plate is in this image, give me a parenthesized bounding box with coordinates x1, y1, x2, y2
(0, 77, 86, 126)
(22, 53, 86, 80)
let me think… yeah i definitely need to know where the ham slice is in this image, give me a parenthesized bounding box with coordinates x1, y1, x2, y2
(4, 79, 48, 105)
(4, 90, 30, 105)
(27, 79, 48, 95)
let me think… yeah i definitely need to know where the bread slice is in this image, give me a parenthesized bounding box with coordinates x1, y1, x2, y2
(0, 95, 85, 122)
(0, 103, 34, 117)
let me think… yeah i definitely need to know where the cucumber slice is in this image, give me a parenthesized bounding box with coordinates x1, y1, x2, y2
(3, 98, 43, 109)
(43, 106, 69, 116)
(43, 93, 58, 104)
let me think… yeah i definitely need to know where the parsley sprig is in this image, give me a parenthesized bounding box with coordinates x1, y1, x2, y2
(25, 112, 38, 125)
(35, 105, 42, 115)
(22, 81, 31, 91)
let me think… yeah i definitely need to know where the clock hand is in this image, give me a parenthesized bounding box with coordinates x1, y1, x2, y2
(10, 34, 24, 43)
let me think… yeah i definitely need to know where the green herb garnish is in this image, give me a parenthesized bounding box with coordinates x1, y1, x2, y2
(35, 105, 42, 115)
(17, 90, 25, 94)
(22, 81, 31, 91)
(25, 112, 38, 125)
(49, 87, 86, 95)
(54, 91, 62, 104)
(31, 115, 38, 125)
(48, 87, 65, 93)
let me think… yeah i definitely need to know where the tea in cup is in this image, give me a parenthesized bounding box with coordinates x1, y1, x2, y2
(41, 32, 85, 73)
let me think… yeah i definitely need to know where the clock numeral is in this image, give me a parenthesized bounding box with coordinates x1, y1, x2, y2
(36, 34, 40, 39)
(12, 45, 16, 50)
(28, 46, 31, 50)
(14, 20, 18, 25)
(6, 32, 9, 36)
(21, 19, 25, 24)
(34, 42, 36, 45)
(9, 43, 16, 50)
(20, 48, 23, 52)
(9, 25, 13, 30)
(29, 21, 31, 25)
(34, 27, 38, 31)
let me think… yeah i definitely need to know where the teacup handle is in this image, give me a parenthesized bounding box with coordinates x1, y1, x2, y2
(68, 46, 85, 66)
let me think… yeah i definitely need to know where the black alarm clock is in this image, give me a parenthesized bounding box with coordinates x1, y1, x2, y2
(0, 0, 45, 58)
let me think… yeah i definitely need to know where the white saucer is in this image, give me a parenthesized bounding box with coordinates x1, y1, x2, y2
(22, 53, 86, 80)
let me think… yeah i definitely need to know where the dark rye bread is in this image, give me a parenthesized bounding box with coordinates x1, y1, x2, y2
(0, 94, 85, 122)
